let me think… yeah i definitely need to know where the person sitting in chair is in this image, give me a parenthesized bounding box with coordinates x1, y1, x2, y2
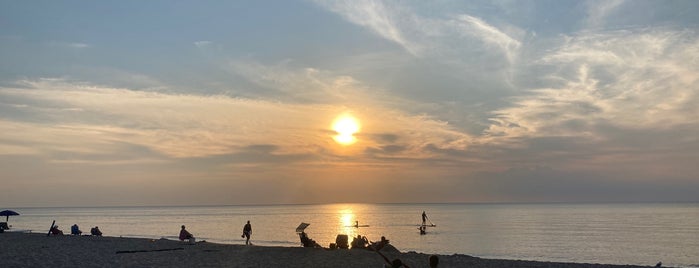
(299, 231, 320, 248)
(90, 226, 102, 236)
(351, 234, 368, 249)
(70, 224, 82, 235)
(372, 236, 390, 251)
(50, 225, 64, 235)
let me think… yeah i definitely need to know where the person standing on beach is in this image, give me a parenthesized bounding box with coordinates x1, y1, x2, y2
(242, 220, 252, 245)
(422, 211, 427, 225)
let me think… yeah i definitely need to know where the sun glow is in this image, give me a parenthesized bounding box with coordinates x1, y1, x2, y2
(332, 114, 360, 145)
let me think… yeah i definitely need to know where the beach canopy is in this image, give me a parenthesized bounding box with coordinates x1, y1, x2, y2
(295, 222, 310, 233)
(0, 210, 19, 222)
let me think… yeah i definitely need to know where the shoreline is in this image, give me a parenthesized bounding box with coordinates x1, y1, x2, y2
(0, 232, 657, 268)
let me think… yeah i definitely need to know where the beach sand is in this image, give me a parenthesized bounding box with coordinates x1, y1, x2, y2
(0, 232, 655, 268)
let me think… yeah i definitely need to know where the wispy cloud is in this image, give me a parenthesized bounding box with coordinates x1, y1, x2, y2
(484, 29, 699, 166)
(49, 41, 91, 48)
(585, 0, 626, 29)
(313, 0, 419, 55)
(313, 0, 522, 65)
(68, 42, 90, 48)
(194, 40, 212, 48)
(0, 76, 471, 164)
(453, 15, 522, 63)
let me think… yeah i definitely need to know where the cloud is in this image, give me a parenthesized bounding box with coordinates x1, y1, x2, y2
(454, 15, 522, 63)
(313, 0, 522, 66)
(0, 75, 472, 164)
(67, 42, 90, 48)
(313, 0, 418, 55)
(584, 0, 625, 29)
(480, 28, 699, 174)
(48, 41, 91, 49)
(490, 29, 699, 135)
(194, 40, 212, 48)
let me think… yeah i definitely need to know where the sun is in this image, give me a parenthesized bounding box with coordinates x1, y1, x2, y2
(332, 114, 360, 145)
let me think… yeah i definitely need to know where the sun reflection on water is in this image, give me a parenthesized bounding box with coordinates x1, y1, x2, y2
(339, 208, 355, 237)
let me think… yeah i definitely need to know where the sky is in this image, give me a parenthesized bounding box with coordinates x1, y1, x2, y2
(1, 0, 698, 207)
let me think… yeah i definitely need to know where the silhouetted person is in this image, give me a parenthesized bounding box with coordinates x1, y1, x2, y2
(299, 231, 320, 248)
(179, 225, 194, 243)
(429, 255, 439, 268)
(372, 235, 390, 250)
(70, 224, 82, 235)
(50, 225, 64, 235)
(355, 220, 359, 228)
(351, 234, 368, 249)
(655, 262, 662, 267)
(419, 225, 426, 235)
(90, 226, 102, 236)
(300, 231, 309, 246)
(242, 220, 252, 245)
(422, 211, 427, 225)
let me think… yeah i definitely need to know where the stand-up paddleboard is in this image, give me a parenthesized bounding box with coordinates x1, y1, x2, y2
(347, 221, 370, 228)
(418, 212, 436, 234)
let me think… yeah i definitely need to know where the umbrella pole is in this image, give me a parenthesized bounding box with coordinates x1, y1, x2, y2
(47, 220, 55, 236)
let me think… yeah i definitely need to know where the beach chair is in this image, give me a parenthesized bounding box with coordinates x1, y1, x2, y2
(335, 234, 349, 249)
(0, 222, 9, 230)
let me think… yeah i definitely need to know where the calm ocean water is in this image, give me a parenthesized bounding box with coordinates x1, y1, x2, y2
(5, 203, 698, 267)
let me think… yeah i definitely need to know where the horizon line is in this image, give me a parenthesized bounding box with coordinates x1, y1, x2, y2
(6, 200, 699, 209)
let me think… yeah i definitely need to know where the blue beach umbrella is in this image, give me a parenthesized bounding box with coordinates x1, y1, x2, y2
(0, 210, 19, 222)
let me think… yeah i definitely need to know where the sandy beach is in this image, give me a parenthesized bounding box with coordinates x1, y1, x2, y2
(0, 232, 657, 268)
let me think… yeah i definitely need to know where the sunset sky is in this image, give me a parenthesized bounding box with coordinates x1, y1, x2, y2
(1, 0, 698, 207)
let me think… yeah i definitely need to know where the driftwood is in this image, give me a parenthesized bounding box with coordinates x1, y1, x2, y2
(116, 248, 185, 254)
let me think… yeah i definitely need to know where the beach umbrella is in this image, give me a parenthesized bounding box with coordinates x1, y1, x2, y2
(0, 210, 19, 222)
(295, 222, 310, 233)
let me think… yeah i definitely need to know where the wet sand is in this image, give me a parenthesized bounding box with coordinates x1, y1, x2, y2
(0, 232, 656, 267)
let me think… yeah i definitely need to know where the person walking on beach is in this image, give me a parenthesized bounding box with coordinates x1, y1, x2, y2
(422, 211, 427, 225)
(242, 220, 252, 245)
